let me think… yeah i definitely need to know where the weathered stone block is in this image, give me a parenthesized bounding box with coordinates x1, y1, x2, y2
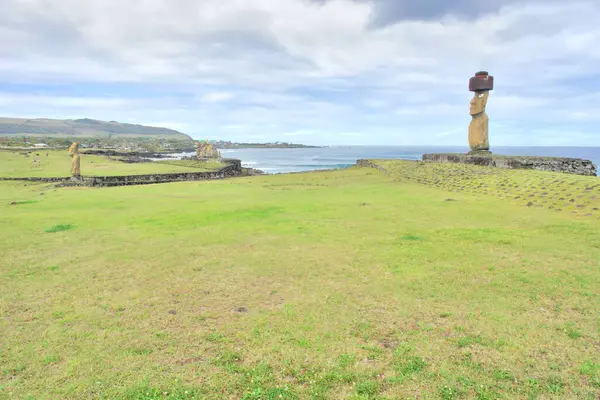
(469, 72, 494, 92)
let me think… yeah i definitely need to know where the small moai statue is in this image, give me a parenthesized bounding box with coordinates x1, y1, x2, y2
(468, 71, 494, 154)
(195, 140, 205, 159)
(68, 142, 81, 178)
(195, 138, 221, 160)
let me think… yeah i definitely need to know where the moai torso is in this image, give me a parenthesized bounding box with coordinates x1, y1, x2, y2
(68, 142, 81, 177)
(468, 91, 489, 152)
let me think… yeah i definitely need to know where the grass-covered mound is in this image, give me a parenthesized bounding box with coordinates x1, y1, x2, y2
(155, 159, 226, 171)
(1, 166, 599, 399)
(365, 159, 600, 218)
(0, 149, 223, 178)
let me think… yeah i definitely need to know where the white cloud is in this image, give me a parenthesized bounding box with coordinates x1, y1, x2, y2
(0, 0, 599, 145)
(0, 94, 137, 109)
(283, 130, 316, 136)
(200, 92, 234, 103)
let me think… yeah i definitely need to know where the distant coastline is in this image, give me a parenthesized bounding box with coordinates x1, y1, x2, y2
(215, 146, 600, 175)
(213, 141, 320, 149)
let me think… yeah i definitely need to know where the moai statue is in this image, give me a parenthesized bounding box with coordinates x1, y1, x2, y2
(468, 71, 494, 154)
(68, 142, 81, 178)
(195, 141, 201, 158)
(195, 139, 221, 160)
(195, 140, 208, 159)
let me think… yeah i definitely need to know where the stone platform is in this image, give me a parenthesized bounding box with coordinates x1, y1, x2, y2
(0, 159, 244, 187)
(422, 153, 597, 177)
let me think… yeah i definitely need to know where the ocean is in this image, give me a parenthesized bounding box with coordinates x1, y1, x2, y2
(213, 146, 600, 174)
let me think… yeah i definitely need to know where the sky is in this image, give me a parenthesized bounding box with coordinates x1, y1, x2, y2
(1, 0, 600, 146)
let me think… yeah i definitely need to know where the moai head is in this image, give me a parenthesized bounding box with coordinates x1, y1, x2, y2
(469, 71, 494, 116)
(469, 92, 488, 116)
(68, 142, 79, 155)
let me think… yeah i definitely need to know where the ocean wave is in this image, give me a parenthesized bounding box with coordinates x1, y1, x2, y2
(255, 164, 354, 174)
(285, 163, 353, 168)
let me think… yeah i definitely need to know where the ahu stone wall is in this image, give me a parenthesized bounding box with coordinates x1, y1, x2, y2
(357, 158, 600, 218)
(1, 159, 243, 187)
(422, 153, 597, 177)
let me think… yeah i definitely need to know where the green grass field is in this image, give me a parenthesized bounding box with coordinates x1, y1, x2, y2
(1, 160, 599, 399)
(0, 149, 223, 178)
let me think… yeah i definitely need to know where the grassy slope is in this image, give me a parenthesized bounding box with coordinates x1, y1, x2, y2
(0, 150, 223, 178)
(0, 164, 599, 399)
(373, 159, 600, 218)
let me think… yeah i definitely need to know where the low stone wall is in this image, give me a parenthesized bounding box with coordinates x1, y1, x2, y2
(1, 159, 243, 187)
(0, 177, 66, 183)
(81, 149, 194, 157)
(422, 153, 597, 177)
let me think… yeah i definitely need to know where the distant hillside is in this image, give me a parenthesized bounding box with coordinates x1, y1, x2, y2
(0, 117, 193, 140)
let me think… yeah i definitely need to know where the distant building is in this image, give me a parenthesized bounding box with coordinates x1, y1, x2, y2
(33, 143, 48, 147)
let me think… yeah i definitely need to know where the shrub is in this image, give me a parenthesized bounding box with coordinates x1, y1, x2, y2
(45, 224, 73, 233)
